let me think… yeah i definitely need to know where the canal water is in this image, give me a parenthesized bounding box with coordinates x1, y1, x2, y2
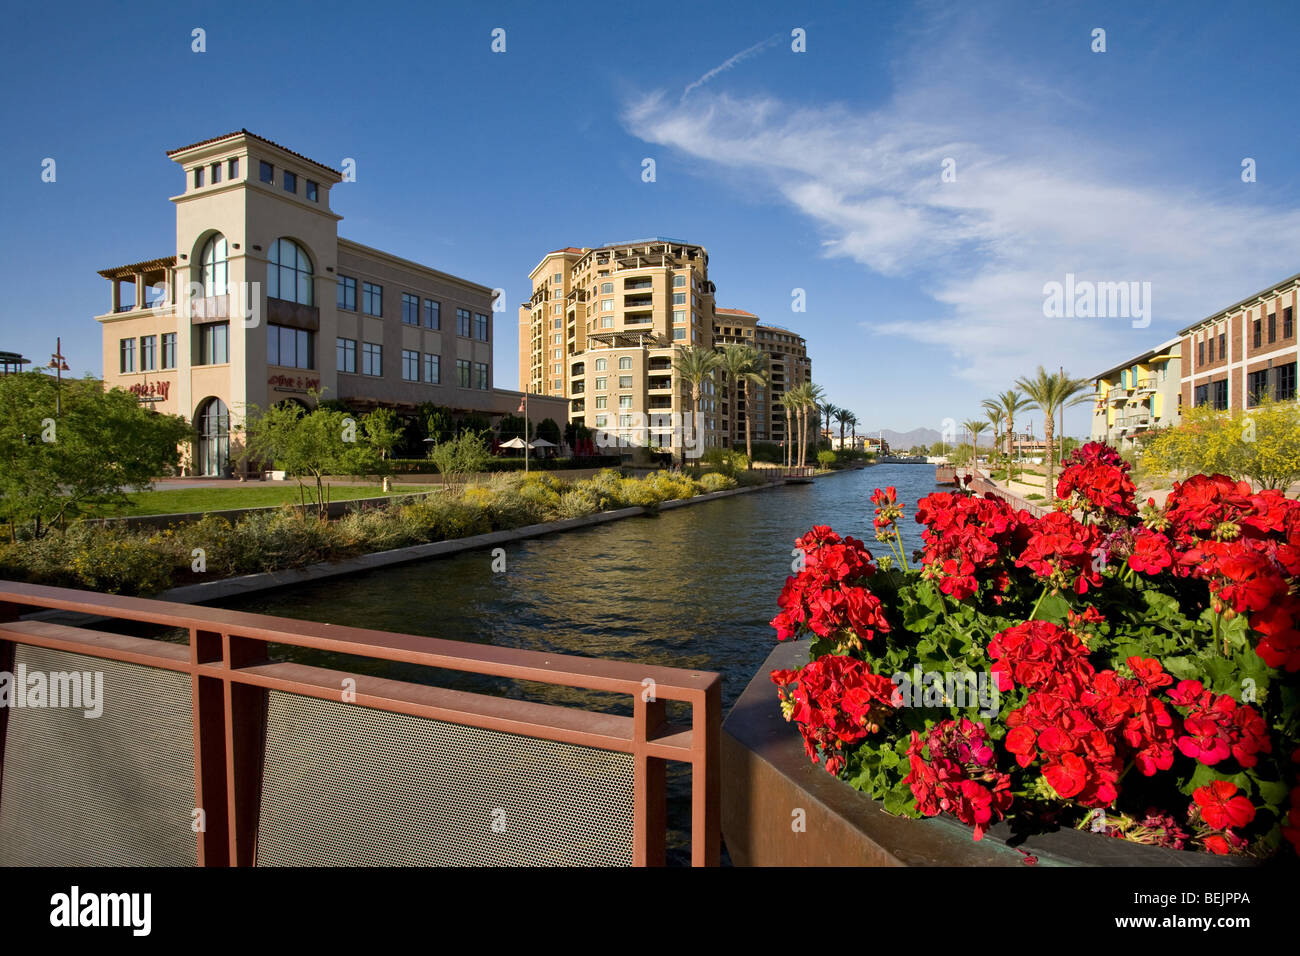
(214, 463, 943, 863)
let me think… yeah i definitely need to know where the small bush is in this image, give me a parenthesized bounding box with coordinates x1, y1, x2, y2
(817, 450, 837, 469)
(698, 473, 738, 493)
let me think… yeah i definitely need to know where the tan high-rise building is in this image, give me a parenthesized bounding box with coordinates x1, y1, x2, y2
(713, 309, 811, 448)
(518, 239, 722, 456)
(95, 130, 565, 476)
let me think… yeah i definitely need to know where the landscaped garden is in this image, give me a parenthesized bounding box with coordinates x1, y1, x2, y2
(769, 442, 1299, 859)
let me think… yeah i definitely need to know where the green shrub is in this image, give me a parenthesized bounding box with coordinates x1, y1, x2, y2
(817, 450, 837, 469)
(701, 447, 749, 477)
(698, 473, 737, 493)
(555, 488, 600, 519)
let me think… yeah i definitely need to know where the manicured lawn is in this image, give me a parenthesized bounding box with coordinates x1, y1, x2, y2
(96, 483, 441, 517)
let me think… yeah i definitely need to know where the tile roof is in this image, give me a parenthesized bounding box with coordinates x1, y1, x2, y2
(166, 130, 337, 174)
(97, 256, 177, 279)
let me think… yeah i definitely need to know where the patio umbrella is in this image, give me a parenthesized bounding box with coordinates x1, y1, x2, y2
(528, 438, 556, 449)
(499, 437, 528, 449)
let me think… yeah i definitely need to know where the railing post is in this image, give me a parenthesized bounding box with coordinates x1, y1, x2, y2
(223, 634, 268, 866)
(691, 680, 721, 867)
(0, 600, 20, 820)
(192, 628, 229, 866)
(632, 694, 666, 866)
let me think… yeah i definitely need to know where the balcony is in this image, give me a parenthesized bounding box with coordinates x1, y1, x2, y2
(1116, 412, 1152, 429)
(623, 278, 652, 291)
(1107, 385, 1128, 401)
(648, 378, 673, 392)
(624, 295, 654, 310)
(1134, 376, 1157, 393)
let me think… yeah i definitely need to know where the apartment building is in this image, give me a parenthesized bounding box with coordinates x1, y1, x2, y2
(713, 309, 812, 447)
(1089, 337, 1182, 451)
(1179, 270, 1299, 413)
(518, 239, 722, 455)
(96, 130, 563, 476)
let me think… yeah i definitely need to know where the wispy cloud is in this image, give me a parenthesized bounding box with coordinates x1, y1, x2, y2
(625, 12, 1300, 399)
(681, 34, 783, 102)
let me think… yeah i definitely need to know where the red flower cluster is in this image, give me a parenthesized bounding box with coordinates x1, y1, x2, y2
(994, 622, 1178, 805)
(771, 654, 900, 776)
(1159, 475, 1300, 671)
(1014, 510, 1104, 594)
(905, 719, 1013, 840)
(914, 492, 1031, 600)
(770, 526, 889, 646)
(871, 485, 903, 533)
(1055, 441, 1138, 517)
(1166, 680, 1271, 767)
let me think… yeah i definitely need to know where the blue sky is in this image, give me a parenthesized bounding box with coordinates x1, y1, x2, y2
(2, 0, 1298, 438)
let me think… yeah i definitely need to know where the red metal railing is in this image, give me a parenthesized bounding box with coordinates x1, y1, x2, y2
(0, 581, 720, 866)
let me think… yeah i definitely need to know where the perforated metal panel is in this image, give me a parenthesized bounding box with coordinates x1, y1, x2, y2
(0, 644, 196, 866)
(256, 691, 635, 866)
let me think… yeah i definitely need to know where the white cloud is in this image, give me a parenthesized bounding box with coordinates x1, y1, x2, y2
(622, 47, 1300, 401)
(681, 34, 783, 102)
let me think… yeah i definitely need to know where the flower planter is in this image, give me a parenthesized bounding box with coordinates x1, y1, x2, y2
(722, 641, 1255, 867)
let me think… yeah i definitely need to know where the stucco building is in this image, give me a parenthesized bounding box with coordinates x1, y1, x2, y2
(96, 130, 563, 476)
(1089, 337, 1182, 451)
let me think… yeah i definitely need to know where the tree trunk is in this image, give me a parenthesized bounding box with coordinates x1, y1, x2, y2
(784, 407, 792, 466)
(1043, 410, 1056, 502)
(742, 379, 754, 462)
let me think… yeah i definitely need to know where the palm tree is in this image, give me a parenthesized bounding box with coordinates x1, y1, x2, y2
(789, 383, 819, 468)
(672, 346, 723, 464)
(984, 389, 1033, 482)
(778, 392, 799, 467)
(985, 407, 1002, 464)
(1014, 367, 1091, 501)
(719, 344, 767, 458)
(847, 412, 859, 449)
(834, 407, 853, 448)
(821, 401, 839, 447)
(963, 419, 989, 468)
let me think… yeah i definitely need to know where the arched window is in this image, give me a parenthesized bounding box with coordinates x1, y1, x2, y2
(619, 356, 633, 370)
(595, 358, 607, 371)
(195, 397, 230, 476)
(200, 234, 228, 296)
(268, 238, 313, 305)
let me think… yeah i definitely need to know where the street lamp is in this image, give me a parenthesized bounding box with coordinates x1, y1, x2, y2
(46, 337, 69, 416)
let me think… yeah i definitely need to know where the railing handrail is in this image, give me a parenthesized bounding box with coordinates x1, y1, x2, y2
(0, 581, 716, 701)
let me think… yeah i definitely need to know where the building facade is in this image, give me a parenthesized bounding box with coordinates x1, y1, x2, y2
(517, 242, 812, 457)
(96, 130, 563, 476)
(1178, 271, 1299, 414)
(1089, 337, 1182, 451)
(518, 239, 722, 455)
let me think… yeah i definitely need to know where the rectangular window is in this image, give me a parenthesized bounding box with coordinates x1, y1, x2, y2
(139, 335, 156, 371)
(1253, 318, 1262, 348)
(402, 293, 419, 325)
(197, 323, 228, 365)
(474, 313, 489, 341)
(595, 377, 607, 390)
(1198, 340, 1205, 366)
(601, 282, 613, 294)
(423, 353, 440, 383)
(673, 275, 686, 287)
(618, 375, 632, 389)
(1213, 379, 1228, 411)
(283, 171, 297, 193)
(337, 275, 357, 311)
(673, 293, 686, 305)
(228, 158, 239, 179)
(553, 273, 562, 284)
(1285, 307, 1295, 339)
(259, 161, 274, 184)
(1268, 312, 1277, 343)
(619, 395, 633, 409)
(601, 316, 614, 328)
(475, 362, 489, 390)
(402, 349, 419, 381)
(119, 337, 135, 373)
(1276, 362, 1297, 401)
(193, 167, 204, 188)
(362, 282, 383, 316)
(457, 309, 472, 336)
(306, 180, 318, 202)
(673, 327, 686, 340)
(423, 299, 440, 329)
(362, 342, 382, 376)
(1194, 383, 1208, 407)
(595, 396, 607, 409)
(211, 163, 222, 184)
(161, 332, 176, 370)
(1248, 369, 1269, 407)
(595, 415, 607, 428)
(457, 359, 471, 387)
(1218, 332, 1226, 358)
(337, 337, 357, 373)
(1208, 338, 1214, 362)
(268, 325, 314, 369)
(673, 310, 686, 323)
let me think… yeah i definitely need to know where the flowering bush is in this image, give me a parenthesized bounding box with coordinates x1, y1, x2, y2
(770, 442, 1300, 858)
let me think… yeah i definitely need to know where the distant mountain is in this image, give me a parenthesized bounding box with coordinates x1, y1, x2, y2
(865, 426, 997, 451)
(869, 427, 942, 450)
